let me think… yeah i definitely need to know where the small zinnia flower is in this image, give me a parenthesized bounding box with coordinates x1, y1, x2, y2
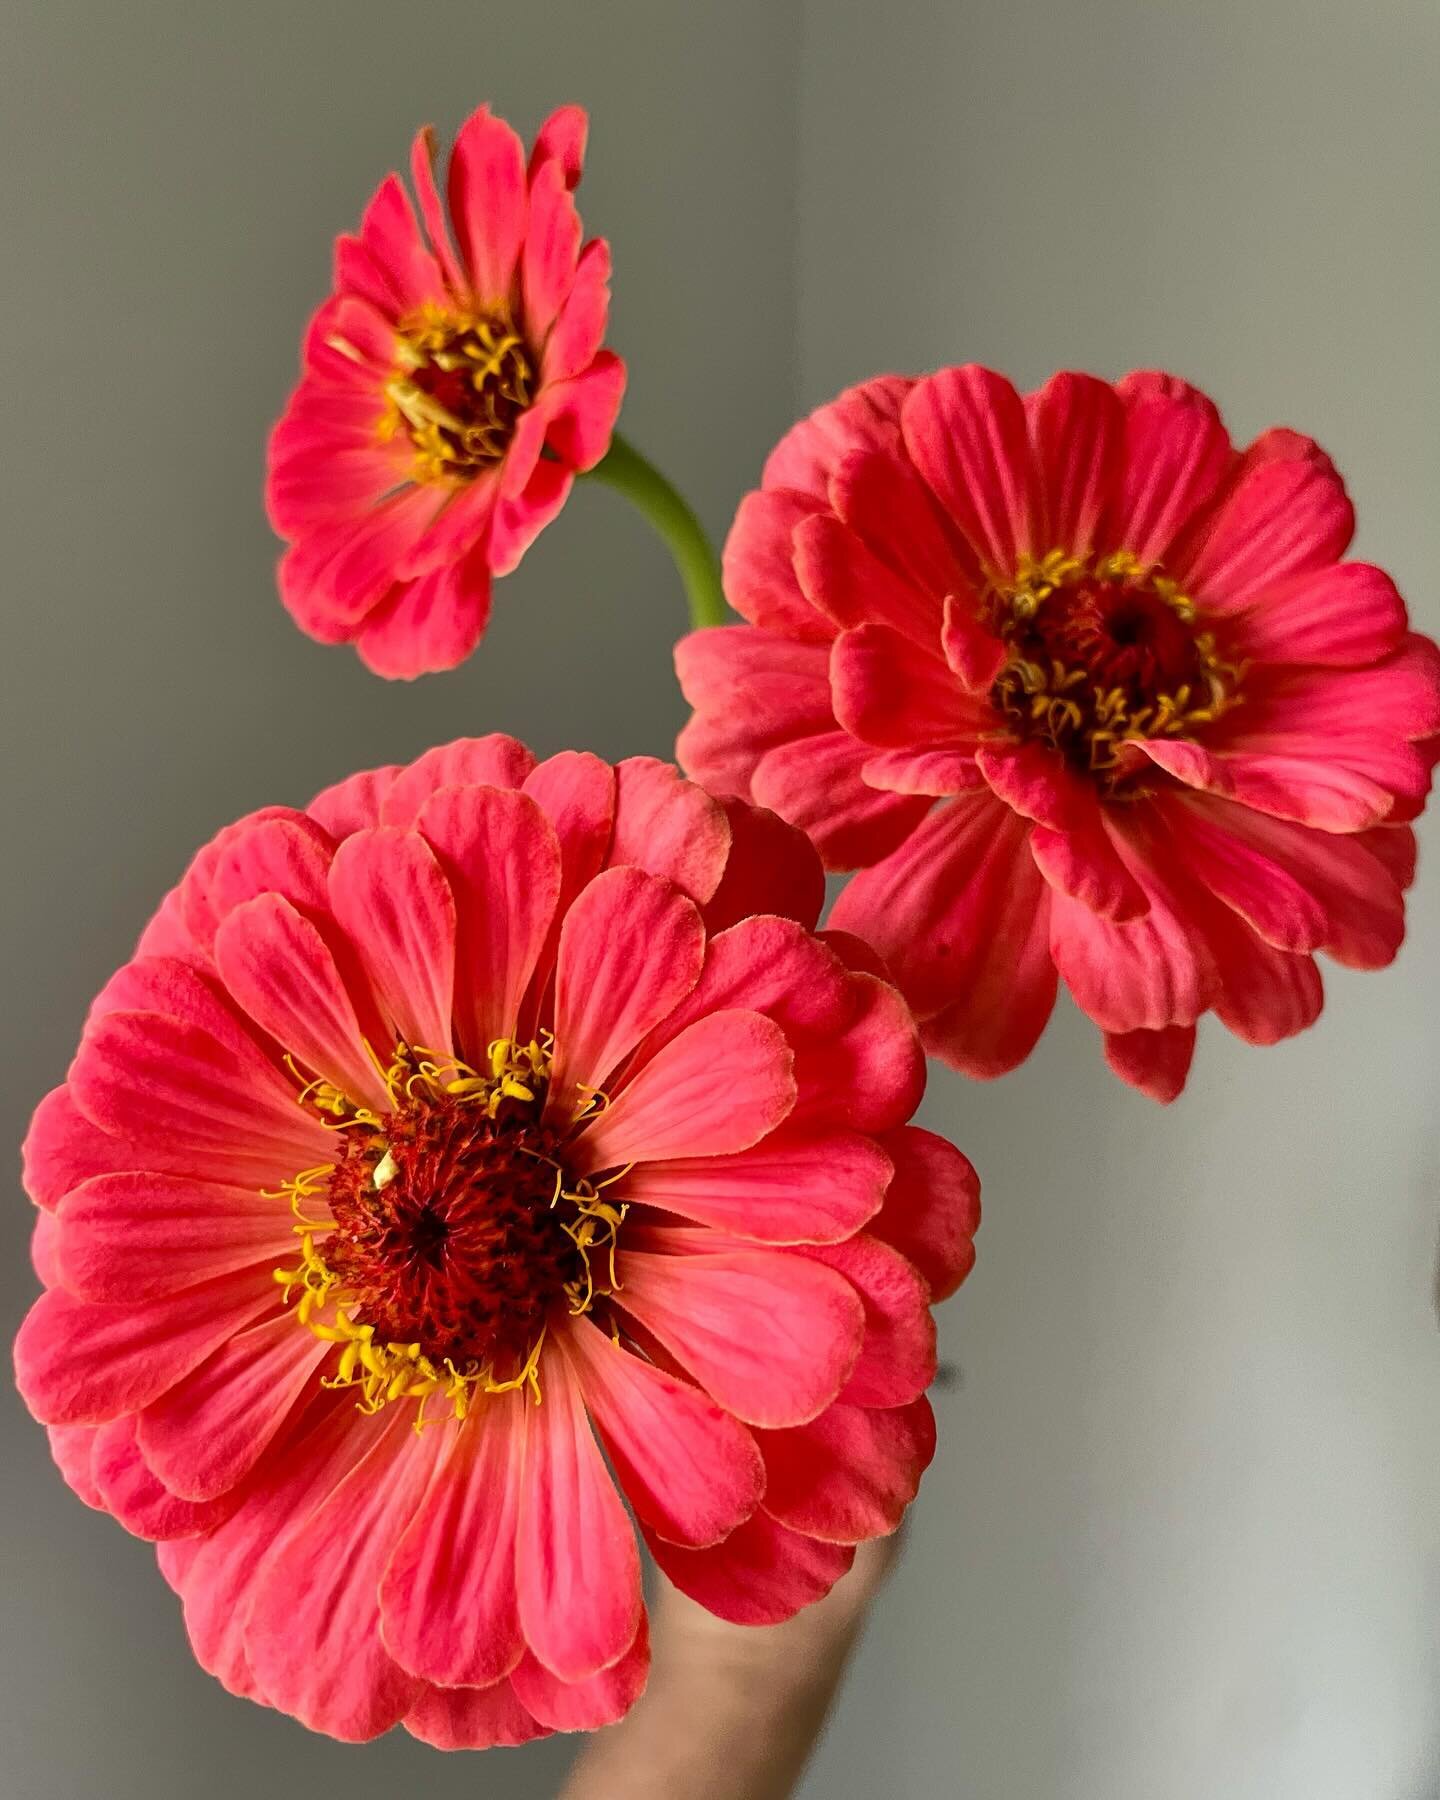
(267, 106, 625, 678)
(15, 736, 978, 1747)
(678, 368, 1440, 1100)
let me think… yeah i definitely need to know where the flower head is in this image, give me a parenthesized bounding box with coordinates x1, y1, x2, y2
(678, 368, 1440, 1100)
(15, 736, 977, 1747)
(267, 105, 625, 678)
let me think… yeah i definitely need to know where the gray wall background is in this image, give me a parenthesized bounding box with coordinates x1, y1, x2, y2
(2, 3, 1436, 1797)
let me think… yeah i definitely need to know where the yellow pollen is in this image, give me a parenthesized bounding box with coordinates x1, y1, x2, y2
(377, 303, 534, 485)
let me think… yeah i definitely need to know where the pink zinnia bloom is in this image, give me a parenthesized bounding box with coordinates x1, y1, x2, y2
(266, 106, 625, 678)
(678, 368, 1440, 1100)
(15, 736, 977, 1747)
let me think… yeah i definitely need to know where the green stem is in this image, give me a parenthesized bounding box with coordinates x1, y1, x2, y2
(585, 432, 729, 630)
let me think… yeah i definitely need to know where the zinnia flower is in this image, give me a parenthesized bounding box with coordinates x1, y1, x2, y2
(678, 368, 1440, 1100)
(266, 105, 625, 678)
(15, 736, 978, 1748)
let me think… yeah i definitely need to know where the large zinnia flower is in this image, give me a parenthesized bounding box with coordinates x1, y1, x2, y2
(267, 105, 625, 678)
(678, 368, 1440, 1100)
(15, 736, 977, 1748)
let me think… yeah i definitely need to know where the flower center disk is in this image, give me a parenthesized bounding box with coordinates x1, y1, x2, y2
(273, 1040, 625, 1421)
(385, 305, 535, 483)
(989, 549, 1244, 780)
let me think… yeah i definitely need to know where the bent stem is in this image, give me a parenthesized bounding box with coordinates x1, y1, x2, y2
(585, 432, 729, 630)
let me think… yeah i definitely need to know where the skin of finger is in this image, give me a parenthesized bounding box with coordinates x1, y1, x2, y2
(557, 1534, 903, 1800)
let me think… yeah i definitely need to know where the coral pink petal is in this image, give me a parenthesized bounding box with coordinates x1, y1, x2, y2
(393, 473, 500, 581)
(752, 732, 932, 871)
(489, 461, 573, 577)
(940, 592, 1008, 690)
(788, 972, 926, 1135)
(763, 375, 910, 499)
(181, 811, 333, 953)
(380, 1398, 526, 1687)
(415, 784, 562, 1054)
(541, 237, 612, 385)
(572, 1009, 795, 1170)
(1029, 808, 1150, 921)
(721, 488, 832, 640)
(213, 895, 385, 1112)
(902, 365, 1037, 574)
(646, 1511, 854, 1627)
(448, 105, 528, 304)
(510, 1616, 650, 1732)
(328, 828, 457, 1054)
(279, 485, 441, 639)
(830, 623, 976, 749)
(871, 1126, 981, 1301)
(306, 764, 401, 837)
(47, 1423, 104, 1510)
(974, 739, 1092, 830)
(30, 1212, 61, 1287)
(403, 1682, 548, 1750)
(621, 1127, 890, 1244)
(54, 1173, 295, 1302)
(407, 126, 465, 293)
(1157, 797, 1329, 952)
(355, 172, 447, 315)
(675, 627, 838, 785)
(1175, 447, 1354, 610)
(523, 158, 581, 341)
(69, 1011, 332, 1191)
(379, 734, 536, 827)
(759, 1397, 935, 1543)
(1027, 370, 1124, 554)
(1210, 930, 1324, 1047)
(245, 1408, 442, 1741)
(90, 1417, 236, 1541)
(15, 1266, 276, 1426)
(794, 511, 941, 648)
(607, 757, 732, 906)
(703, 796, 826, 934)
(561, 1315, 763, 1547)
(1103, 1024, 1197, 1102)
(549, 867, 706, 1106)
(828, 446, 975, 595)
(1049, 883, 1211, 1034)
(522, 751, 617, 909)
(1227, 562, 1407, 667)
(354, 554, 493, 680)
(1136, 738, 1392, 833)
(800, 1234, 935, 1408)
(539, 351, 626, 472)
(515, 1345, 642, 1683)
(1113, 371, 1231, 565)
(138, 1310, 329, 1502)
(614, 1234, 863, 1429)
(529, 103, 589, 189)
(23, 1084, 126, 1212)
(862, 748, 983, 796)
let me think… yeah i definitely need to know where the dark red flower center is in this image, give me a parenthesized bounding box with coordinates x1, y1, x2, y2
(386, 306, 535, 482)
(322, 1089, 581, 1376)
(989, 550, 1243, 779)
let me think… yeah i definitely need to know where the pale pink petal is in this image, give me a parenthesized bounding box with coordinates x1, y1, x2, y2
(549, 868, 705, 1108)
(447, 105, 528, 304)
(759, 1397, 935, 1543)
(621, 1126, 890, 1244)
(614, 1233, 863, 1429)
(647, 1511, 853, 1627)
(54, 1173, 295, 1302)
(245, 1409, 442, 1741)
(571, 1009, 795, 1170)
(379, 1397, 527, 1687)
(327, 827, 457, 1054)
(902, 365, 1037, 575)
(415, 784, 562, 1055)
(561, 1316, 763, 1547)
(15, 1268, 276, 1426)
(137, 1311, 327, 1501)
(379, 734, 536, 827)
(515, 1345, 642, 1682)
